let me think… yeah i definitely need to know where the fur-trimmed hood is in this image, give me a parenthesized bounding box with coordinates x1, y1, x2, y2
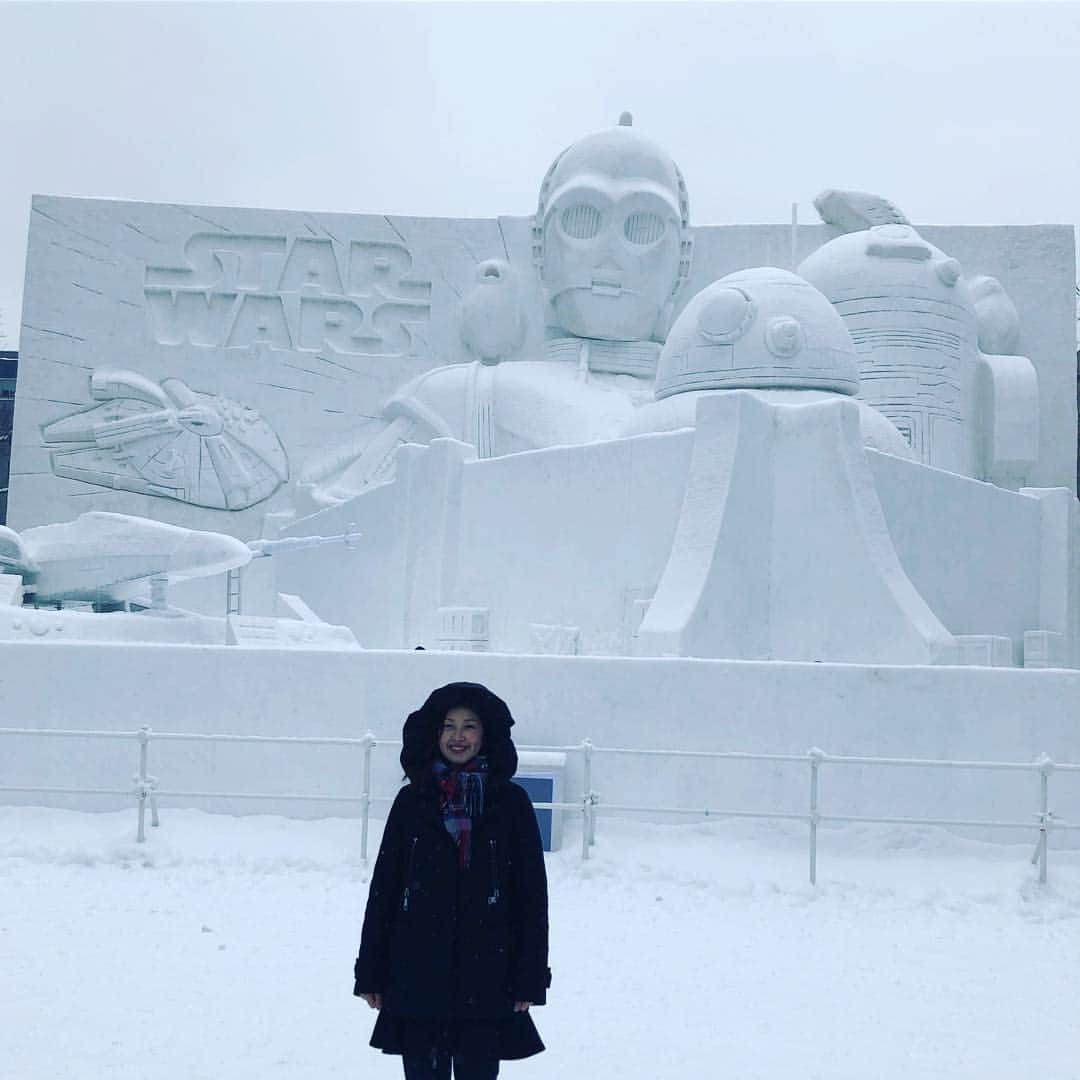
(400, 681, 519, 784)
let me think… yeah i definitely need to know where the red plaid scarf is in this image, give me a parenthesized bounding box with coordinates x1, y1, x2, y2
(432, 757, 487, 869)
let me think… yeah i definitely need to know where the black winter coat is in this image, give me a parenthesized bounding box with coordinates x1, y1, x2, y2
(354, 682, 550, 1061)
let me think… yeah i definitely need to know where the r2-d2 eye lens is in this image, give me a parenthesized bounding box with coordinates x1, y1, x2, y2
(561, 205, 602, 239)
(624, 212, 665, 245)
(765, 316, 805, 358)
(698, 288, 755, 343)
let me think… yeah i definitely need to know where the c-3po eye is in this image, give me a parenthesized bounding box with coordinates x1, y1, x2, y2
(624, 212, 665, 245)
(561, 205, 602, 239)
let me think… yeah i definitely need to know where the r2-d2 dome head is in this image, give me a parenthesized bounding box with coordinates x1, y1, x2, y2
(653, 268, 860, 400)
(533, 113, 692, 343)
(798, 223, 979, 474)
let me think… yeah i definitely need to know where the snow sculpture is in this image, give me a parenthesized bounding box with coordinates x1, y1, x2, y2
(798, 215, 1039, 489)
(652, 267, 860, 396)
(968, 274, 1021, 356)
(43, 370, 289, 510)
(4, 512, 251, 605)
(6, 117, 1075, 670)
(533, 109, 692, 344)
(459, 259, 528, 364)
(296, 113, 693, 507)
(0, 513, 360, 648)
(813, 188, 910, 232)
(276, 256, 1077, 665)
(636, 390, 956, 663)
(623, 270, 952, 662)
(624, 267, 913, 460)
(271, 274, 948, 662)
(0, 525, 34, 577)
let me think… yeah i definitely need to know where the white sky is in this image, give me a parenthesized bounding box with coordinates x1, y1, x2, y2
(2, 0, 1079, 348)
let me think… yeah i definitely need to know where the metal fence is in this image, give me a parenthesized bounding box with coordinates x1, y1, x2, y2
(1, 725, 1077, 884)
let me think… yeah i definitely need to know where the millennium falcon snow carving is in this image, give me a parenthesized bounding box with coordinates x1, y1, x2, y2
(42, 369, 289, 510)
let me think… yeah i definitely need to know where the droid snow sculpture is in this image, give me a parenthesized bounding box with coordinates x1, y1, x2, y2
(798, 216, 1039, 488)
(271, 250, 1073, 667)
(630, 268, 955, 664)
(295, 114, 694, 508)
(652, 266, 860, 396)
(624, 266, 913, 460)
(459, 259, 528, 365)
(533, 109, 692, 351)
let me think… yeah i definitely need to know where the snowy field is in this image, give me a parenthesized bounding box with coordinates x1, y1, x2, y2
(2, 805, 1078, 1080)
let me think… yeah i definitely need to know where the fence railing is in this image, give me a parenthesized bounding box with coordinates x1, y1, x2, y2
(1, 725, 1077, 884)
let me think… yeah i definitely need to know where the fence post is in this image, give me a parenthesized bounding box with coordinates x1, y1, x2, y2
(135, 726, 151, 843)
(360, 733, 375, 864)
(1034, 754, 1054, 885)
(582, 739, 596, 849)
(147, 726, 160, 830)
(807, 747, 824, 886)
(581, 789, 592, 862)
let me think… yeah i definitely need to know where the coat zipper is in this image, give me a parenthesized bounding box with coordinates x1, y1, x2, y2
(402, 836, 418, 911)
(487, 839, 500, 905)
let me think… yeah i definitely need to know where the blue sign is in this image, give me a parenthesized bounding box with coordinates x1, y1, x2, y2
(514, 776, 555, 851)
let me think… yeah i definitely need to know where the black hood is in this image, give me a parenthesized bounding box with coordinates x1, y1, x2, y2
(400, 681, 519, 785)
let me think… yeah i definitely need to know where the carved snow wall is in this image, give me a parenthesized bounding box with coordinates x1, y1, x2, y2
(273, 403, 1080, 667)
(9, 197, 1076, 542)
(4, 643, 1080, 841)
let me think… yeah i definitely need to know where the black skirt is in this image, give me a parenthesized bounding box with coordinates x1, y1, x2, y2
(370, 1011, 545, 1061)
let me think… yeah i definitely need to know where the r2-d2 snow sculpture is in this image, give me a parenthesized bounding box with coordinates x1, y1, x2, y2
(631, 266, 955, 664)
(798, 223, 1039, 488)
(652, 266, 861, 398)
(628, 266, 912, 460)
(798, 224, 973, 475)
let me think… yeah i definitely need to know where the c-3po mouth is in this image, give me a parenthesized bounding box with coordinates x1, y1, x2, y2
(590, 276, 623, 296)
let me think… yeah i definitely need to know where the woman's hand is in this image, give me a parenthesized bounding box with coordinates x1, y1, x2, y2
(513, 1001, 531, 1013)
(360, 992, 383, 1010)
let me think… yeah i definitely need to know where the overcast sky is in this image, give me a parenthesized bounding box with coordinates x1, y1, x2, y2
(2, 0, 1078, 348)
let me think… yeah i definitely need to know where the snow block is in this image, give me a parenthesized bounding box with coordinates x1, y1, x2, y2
(636, 390, 957, 664)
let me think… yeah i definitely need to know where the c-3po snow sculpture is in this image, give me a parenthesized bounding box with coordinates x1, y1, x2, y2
(296, 113, 694, 507)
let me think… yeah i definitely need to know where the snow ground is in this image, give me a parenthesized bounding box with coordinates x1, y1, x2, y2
(2, 805, 1078, 1080)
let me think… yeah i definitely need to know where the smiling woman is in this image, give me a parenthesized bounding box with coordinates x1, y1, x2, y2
(439, 706, 483, 766)
(354, 681, 551, 1080)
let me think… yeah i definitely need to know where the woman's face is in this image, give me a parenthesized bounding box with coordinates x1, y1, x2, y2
(439, 706, 483, 766)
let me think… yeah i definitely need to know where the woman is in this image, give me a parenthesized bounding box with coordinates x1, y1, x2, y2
(354, 681, 551, 1080)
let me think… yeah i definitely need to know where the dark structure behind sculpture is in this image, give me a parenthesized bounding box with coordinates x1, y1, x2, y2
(0, 351, 17, 525)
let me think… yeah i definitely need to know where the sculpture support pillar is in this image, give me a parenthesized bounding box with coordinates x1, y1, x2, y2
(393, 436, 475, 649)
(636, 391, 957, 664)
(975, 352, 1039, 490)
(1019, 487, 1080, 668)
